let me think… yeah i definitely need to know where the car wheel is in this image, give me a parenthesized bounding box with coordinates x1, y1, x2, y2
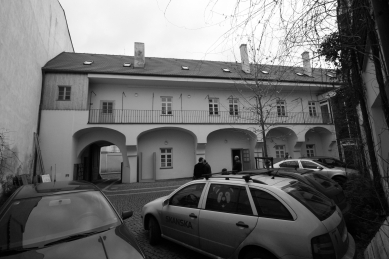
(332, 176, 347, 186)
(243, 249, 276, 259)
(148, 216, 161, 246)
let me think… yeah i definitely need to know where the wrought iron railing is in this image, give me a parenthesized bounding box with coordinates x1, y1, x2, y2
(88, 109, 333, 124)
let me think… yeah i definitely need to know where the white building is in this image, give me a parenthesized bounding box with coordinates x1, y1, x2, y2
(39, 43, 339, 183)
(0, 0, 73, 181)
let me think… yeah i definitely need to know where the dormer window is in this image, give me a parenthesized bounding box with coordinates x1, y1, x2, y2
(83, 61, 93, 65)
(123, 63, 132, 67)
(326, 73, 336, 78)
(222, 68, 231, 73)
(181, 66, 189, 70)
(261, 70, 269, 74)
(296, 72, 304, 76)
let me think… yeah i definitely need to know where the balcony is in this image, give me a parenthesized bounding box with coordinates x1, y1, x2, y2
(88, 109, 333, 124)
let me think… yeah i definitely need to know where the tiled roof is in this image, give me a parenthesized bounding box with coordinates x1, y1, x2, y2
(43, 52, 338, 84)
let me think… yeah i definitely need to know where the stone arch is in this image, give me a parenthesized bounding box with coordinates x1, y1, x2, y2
(73, 127, 130, 182)
(304, 126, 336, 157)
(137, 127, 197, 181)
(266, 127, 298, 161)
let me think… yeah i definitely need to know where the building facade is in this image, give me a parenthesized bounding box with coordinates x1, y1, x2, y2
(0, 0, 74, 182)
(39, 44, 339, 183)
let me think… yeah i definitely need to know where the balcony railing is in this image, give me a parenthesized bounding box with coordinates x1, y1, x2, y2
(88, 109, 333, 124)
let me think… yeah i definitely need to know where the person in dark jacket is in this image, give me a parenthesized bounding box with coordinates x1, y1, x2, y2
(203, 160, 212, 175)
(193, 157, 206, 179)
(232, 156, 242, 173)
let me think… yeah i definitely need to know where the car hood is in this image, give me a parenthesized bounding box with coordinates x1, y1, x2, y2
(2, 224, 145, 259)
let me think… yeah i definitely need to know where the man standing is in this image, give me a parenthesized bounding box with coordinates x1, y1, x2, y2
(233, 156, 242, 173)
(193, 157, 206, 179)
(203, 160, 212, 175)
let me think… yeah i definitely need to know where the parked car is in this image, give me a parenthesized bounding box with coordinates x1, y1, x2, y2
(142, 174, 355, 259)
(300, 156, 357, 170)
(237, 168, 350, 215)
(0, 181, 146, 259)
(273, 158, 359, 185)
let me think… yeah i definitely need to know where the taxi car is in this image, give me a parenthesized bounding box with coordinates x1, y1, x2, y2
(0, 181, 145, 259)
(273, 158, 359, 186)
(238, 168, 350, 215)
(142, 174, 355, 259)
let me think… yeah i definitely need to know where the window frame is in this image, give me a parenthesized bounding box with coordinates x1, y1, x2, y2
(275, 145, 285, 158)
(57, 86, 71, 101)
(100, 101, 114, 114)
(229, 98, 239, 116)
(306, 144, 315, 157)
(169, 183, 206, 208)
(308, 101, 318, 116)
(209, 98, 219, 115)
(160, 148, 173, 169)
(161, 96, 173, 115)
(276, 100, 287, 117)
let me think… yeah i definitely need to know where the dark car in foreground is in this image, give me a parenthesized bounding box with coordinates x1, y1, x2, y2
(0, 180, 145, 259)
(238, 168, 350, 215)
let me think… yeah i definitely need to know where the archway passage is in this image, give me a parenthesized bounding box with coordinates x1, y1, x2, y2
(266, 127, 298, 163)
(73, 127, 128, 183)
(303, 127, 335, 157)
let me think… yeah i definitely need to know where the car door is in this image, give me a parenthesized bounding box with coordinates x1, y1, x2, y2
(199, 183, 257, 258)
(161, 183, 205, 249)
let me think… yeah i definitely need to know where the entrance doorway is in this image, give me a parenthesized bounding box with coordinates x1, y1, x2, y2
(231, 149, 251, 171)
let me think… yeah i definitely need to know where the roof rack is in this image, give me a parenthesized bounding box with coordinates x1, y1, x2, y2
(201, 172, 267, 185)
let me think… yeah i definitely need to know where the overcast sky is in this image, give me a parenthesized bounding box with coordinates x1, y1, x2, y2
(58, 0, 242, 62)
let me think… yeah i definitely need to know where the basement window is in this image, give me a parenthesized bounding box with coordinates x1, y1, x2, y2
(222, 68, 231, 73)
(123, 63, 132, 67)
(83, 61, 93, 65)
(181, 66, 189, 70)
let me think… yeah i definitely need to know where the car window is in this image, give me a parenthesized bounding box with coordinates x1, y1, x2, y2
(301, 161, 321, 169)
(170, 183, 205, 208)
(0, 191, 120, 251)
(279, 161, 299, 168)
(249, 188, 293, 220)
(309, 173, 334, 188)
(205, 184, 253, 215)
(282, 182, 335, 221)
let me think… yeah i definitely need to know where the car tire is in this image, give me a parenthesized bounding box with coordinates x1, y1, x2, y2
(148, 216, 161, 246)
(243, 249, 276, 259)
(332, 176, 347, 186)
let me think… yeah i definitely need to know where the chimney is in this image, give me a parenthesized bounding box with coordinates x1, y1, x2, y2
(240, 44, 250, 74)
(301, 51, 312, 76)
(134, 42, 145, 68)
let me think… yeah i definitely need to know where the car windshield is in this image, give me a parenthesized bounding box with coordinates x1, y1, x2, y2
(282, 182, 335, 221)
(0, 191, 120, 251)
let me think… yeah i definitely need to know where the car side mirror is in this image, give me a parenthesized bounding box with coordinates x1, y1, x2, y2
(317, 167, 323, 170)
(121, 210, 133, 220)
(162, 199, 169, 207)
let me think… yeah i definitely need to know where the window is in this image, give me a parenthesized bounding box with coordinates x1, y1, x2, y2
(101, 101, 114, 114)
(222, 68, 231, 72)
(58, 86, 71, 101)
(161, 148, 172, 168)
(301, 160, 320, 169)
(306, 144, 315, 157)
(243, 149, 250, 162)
(276, 101, 286, 116)
(250, 188, 293, 220)
(308, 101, 317, 116)
(161, 97, 172, 115)
(275, 145, 285, 158)
(209, 98, 219, 115)
(170, 184, 205, 208)
(205, 184, 252, 215)
(279, 161, 299, 168)
(229, 98, 239, 116)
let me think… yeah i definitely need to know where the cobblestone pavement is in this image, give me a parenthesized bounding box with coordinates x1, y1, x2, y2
(100, 178, 212, 259)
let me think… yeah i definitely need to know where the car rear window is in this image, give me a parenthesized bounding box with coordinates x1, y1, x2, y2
(279, 161, 299, 168)
(282, 182, 335, 221)
(308, 173, 334, 189)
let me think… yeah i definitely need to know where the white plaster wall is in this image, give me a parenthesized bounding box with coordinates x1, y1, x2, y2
(206, 129, 254, 172)
(137, 128, 196, 180)
(0, 0, 73, 177)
